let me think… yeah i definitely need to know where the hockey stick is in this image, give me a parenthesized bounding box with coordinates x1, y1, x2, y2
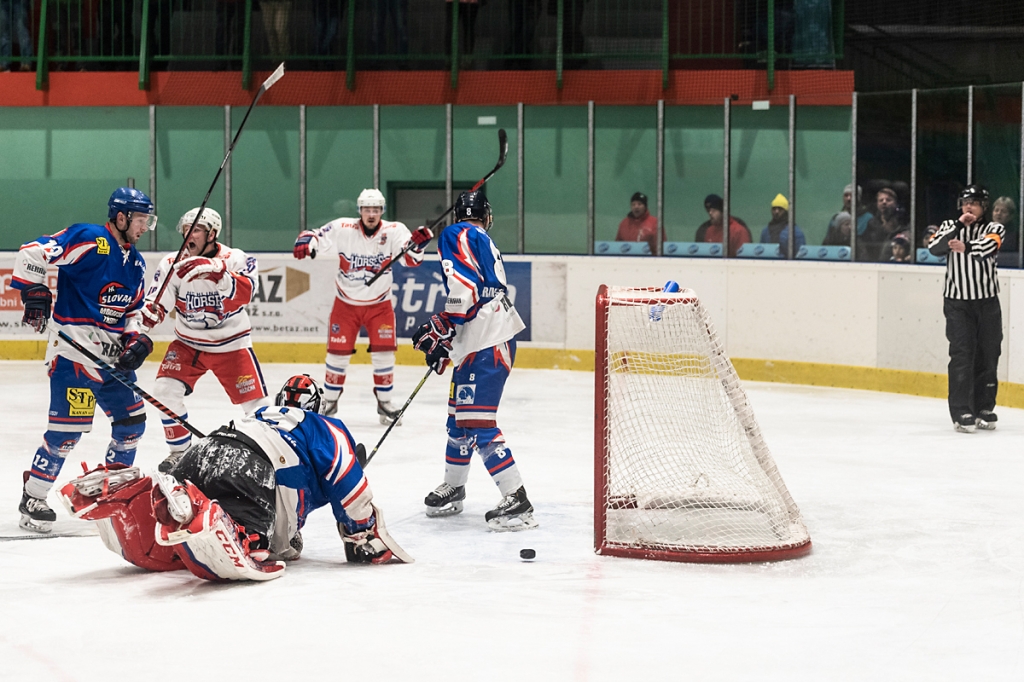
(150, 62, 286, 307)
(365, 128, 509, 287)
(55, 330, 206, 439)
(364, 366, 435, 467)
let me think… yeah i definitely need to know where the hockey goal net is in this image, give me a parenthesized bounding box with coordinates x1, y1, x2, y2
(595, 285, 811, 563)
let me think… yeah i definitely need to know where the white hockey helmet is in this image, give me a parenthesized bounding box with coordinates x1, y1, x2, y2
(356, 188, 386, 213)
(176, 207, 223, 240)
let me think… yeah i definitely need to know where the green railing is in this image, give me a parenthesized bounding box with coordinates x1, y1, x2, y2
(20, 0, 844, 92)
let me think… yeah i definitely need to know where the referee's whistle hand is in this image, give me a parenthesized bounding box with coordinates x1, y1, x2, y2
(960, 213, 977, 225)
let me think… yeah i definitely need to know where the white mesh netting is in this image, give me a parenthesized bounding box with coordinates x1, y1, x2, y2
(598, 287, 810, 560)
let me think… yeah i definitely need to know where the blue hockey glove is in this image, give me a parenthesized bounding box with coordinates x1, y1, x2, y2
(412, 314, 455, 374)
(116, 333, 153, 372)
(20, 283, 53, 333)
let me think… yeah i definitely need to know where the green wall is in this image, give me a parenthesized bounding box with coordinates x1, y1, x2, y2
(0, 104, 857, 256)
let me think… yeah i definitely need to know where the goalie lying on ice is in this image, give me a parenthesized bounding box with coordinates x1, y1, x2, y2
(59, 376, 413, 582)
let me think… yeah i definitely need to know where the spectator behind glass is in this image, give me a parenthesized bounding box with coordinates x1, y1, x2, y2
(615, 192, 659, 255)
(371, 0, 408, 65)
(825, 184, 871, 244)
(312, 0, 344, 58)
(261, 0, 292, 57)
(823, 211, 852, 246)
(992, 196, 1018, 254)
(759, 194, 805, 253)
(695, 194, 750, 257)
(889, 234, 912, 263)
(1, 0, 35, 71)
(860, 187, 907, 262)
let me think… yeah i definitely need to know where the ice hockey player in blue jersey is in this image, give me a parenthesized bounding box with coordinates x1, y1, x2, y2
(412, 191, 537, 531)
(59, 375, 412, 582)
(12, 187, 157, 533)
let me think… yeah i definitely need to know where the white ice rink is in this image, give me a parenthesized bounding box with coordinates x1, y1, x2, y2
(1, 359, 1022, 681)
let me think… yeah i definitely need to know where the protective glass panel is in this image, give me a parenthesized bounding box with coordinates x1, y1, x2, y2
(0, 107, 149, 250)
(663, 105, 726, 257)
(795, 105, 852, 257)
(523, 105, 588, 254)
(730, 103, 790, 259)
(917, 88, 969, 261)
(378, 105, 446, 237)
(230, 106, 300, 251)
(306, 106, 374, 231)
(856, 92, 912, 263)
(453, 106, 519, 255)
(974, 84, 1023, 269)
(154, 107, 227, 252)
(594, 106, 658, 254)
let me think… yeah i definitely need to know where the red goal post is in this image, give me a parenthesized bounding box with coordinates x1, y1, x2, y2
(594, 285, 811, 563)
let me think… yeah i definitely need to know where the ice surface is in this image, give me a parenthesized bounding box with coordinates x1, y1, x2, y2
(1, 360, 1022, 681)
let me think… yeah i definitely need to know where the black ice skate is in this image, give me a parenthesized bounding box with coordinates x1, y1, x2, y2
(977, 410, 998, 431)
(424, 482, 465, 517)
(19, 487, 57, 533)
(157, 450, 185, 474)
(954, 413, 977, 433)
(485, 486, 538, 532)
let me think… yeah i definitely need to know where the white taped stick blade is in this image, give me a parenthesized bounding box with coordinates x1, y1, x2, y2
(262, 63, 285, 91)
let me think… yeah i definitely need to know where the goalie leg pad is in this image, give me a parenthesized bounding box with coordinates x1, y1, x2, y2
(59, 464, 182, 572)
(156, 482, 285, 582)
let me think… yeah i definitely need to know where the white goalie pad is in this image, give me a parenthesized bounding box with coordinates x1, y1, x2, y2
(155, 484, 284, 582)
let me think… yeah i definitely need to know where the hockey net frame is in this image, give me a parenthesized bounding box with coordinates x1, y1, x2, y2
(594, 285, 811, 563)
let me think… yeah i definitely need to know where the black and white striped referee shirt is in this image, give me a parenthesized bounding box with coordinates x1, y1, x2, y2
(928, 219, 1004, 300)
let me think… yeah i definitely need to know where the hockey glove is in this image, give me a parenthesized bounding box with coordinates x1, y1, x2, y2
(293, 231, 317, 260)
(138, 301, 166, 331)
(412, 314, 455, 374)
(116, 332, 153, 372)
(409, 226, 433, 251)
(175, 257, 227, 284)
(20, 283, 53, 333)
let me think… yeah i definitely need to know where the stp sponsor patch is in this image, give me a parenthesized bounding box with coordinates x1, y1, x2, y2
(66, 387, 97, 417)
(456, 384, 476, 405)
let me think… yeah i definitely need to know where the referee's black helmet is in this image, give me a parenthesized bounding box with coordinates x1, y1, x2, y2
(958, 184, 990, 211)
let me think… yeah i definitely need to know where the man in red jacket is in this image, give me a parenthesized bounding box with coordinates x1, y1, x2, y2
(615, 192, 660, 255)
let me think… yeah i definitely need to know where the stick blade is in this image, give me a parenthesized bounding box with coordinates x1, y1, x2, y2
(261, 63, 286, 92)
(497, 128, 509, 164)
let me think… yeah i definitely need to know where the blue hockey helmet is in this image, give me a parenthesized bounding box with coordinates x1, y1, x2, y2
(454, 190, 492, 230)
(108, 187, 156, 227)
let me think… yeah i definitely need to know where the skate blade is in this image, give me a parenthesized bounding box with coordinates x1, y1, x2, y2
(425, 500, 463, 518)
(977, 421, 996, 431)
(19, 514, 54, 533)
(954, 424, 976, 433)
(486, 511, 539, 532)
(378, 413, 403, 426)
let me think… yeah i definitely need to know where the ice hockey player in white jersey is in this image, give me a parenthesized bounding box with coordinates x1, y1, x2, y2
(136, 208, 271, 470)
(58, 375, 412, 582)
(11, 187, 156, 533)
(292, 188, 432, 424)
(411, 191, 536, 531)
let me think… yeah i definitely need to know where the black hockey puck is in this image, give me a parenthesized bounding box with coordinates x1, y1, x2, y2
(520, 548, 536, 560)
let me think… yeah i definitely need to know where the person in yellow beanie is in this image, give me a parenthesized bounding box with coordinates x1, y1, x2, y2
(759, 193, 805, 255)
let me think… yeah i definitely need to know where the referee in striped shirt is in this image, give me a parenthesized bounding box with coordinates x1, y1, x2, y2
(928, 184, 1005, 433)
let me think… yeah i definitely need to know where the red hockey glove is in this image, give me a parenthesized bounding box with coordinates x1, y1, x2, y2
(293, 231, 317, 260)
(139, 301, 166, 331)
(175, 257, 227, 284)
(409, 226, 433, 251)
(20, 283, 53, 333)
(116, 332, 153, 372)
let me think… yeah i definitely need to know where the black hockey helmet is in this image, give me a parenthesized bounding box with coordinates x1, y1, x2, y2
(276, 374, 324, 414)
(454, 190, 492, 230)
(958, 184, 990, 211)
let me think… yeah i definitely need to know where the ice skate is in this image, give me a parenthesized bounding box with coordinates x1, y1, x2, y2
(157, 450, 185, 474)
(485, 486, 538, 532)
(424, 482, 465, 517)
(953, 413, 977, 433)
(977, 410, 998, 430)
(376, 399, 403, 426)
(323, 399, 338, 417)
(19, 489, 56, 533)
